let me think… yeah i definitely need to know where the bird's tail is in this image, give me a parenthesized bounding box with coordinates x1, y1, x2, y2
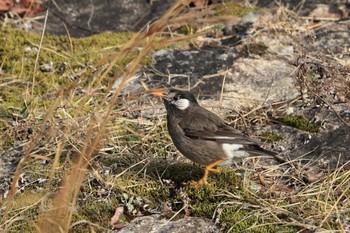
(249, 146, 286, 163)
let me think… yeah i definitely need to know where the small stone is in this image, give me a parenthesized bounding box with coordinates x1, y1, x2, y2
(40, 62, 54, 72)
(241, 12, 260, 24)
(24, 46, 32, 53)
(285, 107, 294, 115)
(280, 46, 293, 55)
(278, 146, 286, 152)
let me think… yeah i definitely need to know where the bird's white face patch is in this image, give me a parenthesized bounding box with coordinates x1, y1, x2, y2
(220, 144, 249, 166)
(173, 98, 190, 110)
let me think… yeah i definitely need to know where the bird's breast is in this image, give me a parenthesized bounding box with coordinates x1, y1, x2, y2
(166, 117, 232, 166)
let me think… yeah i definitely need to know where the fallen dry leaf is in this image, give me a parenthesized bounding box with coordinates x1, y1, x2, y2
(110, 206, 125, 229)
(0, 0, 14, 12)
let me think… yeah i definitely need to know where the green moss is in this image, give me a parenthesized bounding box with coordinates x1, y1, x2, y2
(278, 115, 319, 133)
(184, 168, 244, 213)
(72, 197, 118, 233)
(306, 70, 315, 80)
(161, 166, 298, 232)
(0, 120, 15, 151)
(259, 132, 283, 143)
(4, 190, 47, 233)
(145, 161, 200, 185)
(128, 172, 169, 198)
(241, 43, 268, 56)
(177, 24, 198, 35)
(0, 26, 154, 154)
(0, 26, 143, 116)
(216, 2, 258, 17)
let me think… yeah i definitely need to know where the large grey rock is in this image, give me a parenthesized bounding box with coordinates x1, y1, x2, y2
(223, 57, 298, 109)
(117, 216, 219, 233)
(40, 0, 173, 37)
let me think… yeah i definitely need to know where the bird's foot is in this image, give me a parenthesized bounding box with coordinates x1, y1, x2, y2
(207, 167, 219, 173)
(189, 160, 224, 186)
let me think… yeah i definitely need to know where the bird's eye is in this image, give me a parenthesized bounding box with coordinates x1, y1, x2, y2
(173, 95, 180, 101)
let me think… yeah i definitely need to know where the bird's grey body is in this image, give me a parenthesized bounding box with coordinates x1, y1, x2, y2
(162, 89, 276, 166)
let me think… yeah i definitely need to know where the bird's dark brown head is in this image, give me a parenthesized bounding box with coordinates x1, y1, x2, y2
(150, 88, 199, 114)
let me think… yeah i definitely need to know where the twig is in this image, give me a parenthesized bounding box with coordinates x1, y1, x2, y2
(87, 0, 95, 33)
(0, 80, 23, 87)
(300, 16, 340, 21)
(219, 69, 229, 107)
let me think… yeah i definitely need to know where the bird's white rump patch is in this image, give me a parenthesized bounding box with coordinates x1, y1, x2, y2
(219, 143, 249, 166)
(174, 99, 190, 110)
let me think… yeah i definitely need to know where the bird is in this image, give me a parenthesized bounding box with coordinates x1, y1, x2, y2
(150, 88, 280, 185)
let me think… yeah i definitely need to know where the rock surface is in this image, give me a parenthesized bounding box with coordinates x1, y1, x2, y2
(117, 216, 219, 233)
(40, 0, 173, 37)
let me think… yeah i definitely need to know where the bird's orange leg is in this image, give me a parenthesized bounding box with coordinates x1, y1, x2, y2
(192, 159, 223, 185)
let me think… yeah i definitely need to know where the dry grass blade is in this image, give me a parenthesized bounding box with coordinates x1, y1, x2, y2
(36, 114, 103, 232)
(31, 10, 49, 100)
(1, 91, 64, 229)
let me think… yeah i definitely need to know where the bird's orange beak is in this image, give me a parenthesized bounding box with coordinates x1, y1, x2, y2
(149, 88, 167, 97)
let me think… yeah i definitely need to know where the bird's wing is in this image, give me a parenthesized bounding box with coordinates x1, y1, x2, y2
(178, 107, 257, 145)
